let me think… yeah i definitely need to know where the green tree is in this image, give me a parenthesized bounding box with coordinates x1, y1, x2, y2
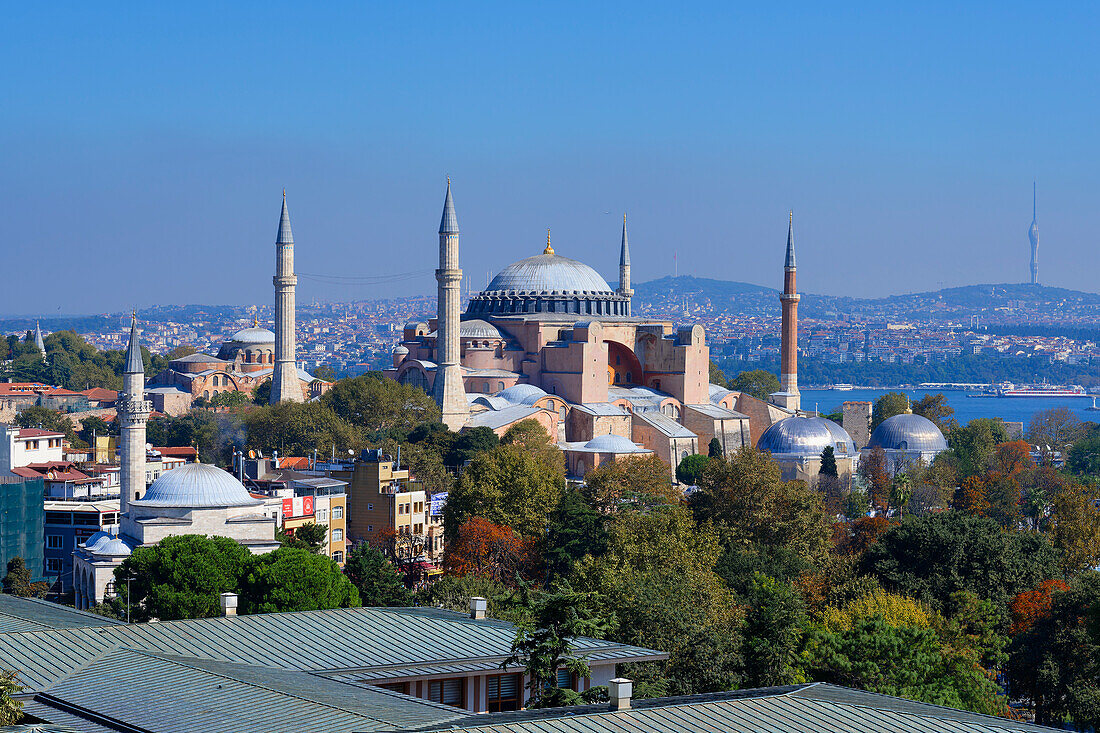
(277, 522, 328, 553)
(244, 401, 362, 457)
(210, 390, 250, 409)
(707, 437, 724, 459)
(544, 489, 609, 582)
(77, 415, 113, 445)
(2, 557, 47, 598)
(15, 406, 82, 447)
(505, 583, 611, 708)
(444, 420, 565, 539)
(1050, 483, 1100, 573)
(890, 473, 913, 517)
(742, 573, 807, 687)
(344, 544, 413, 606)
(116, 535, 252, 621)
(862, 512, 1059, 618)
(1027, 406, 1087, 457)
(1067, 434, 1100, 478)
(675, 453, 709, 486)
(819, 446, 838, 477)
(708, 361, 728, 388)
(166, 345, 197, 360)
(582, 454, 679, 513)
(572, 506, 742, 696)
(948, 418, 1010, 480)
(912, 393, 955, 432)
(313, 364, 338, 381)
(241, 548, 359, 614)
(0, 670, 23, 725)
(252, 379, 272, 405)
(415, 574, 525, 623)
(447, 426, 499, 466)
(871, 392, 910, 431)
(166, 409, 220, 461)
(730, 369, 780, 401)
(690, 446, 830, 565)
(321, 373, 440, 440)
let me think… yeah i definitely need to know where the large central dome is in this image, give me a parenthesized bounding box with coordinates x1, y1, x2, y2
(467, 247, 630, 319)
(485, 253, 614, 295)
(132, 462, 260, 508)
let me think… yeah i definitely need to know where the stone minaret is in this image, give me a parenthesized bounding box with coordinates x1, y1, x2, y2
(618, 214, 633, 315)
(432, 179, 469, 430)
(1029, 182, 1039, 285)
(271, 191, 303, 404)
(118, 315, 150, 513)
(772, 212, 801, 411)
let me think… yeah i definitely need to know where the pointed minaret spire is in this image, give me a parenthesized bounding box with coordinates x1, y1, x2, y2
(785, 210, 796, 269)
(34, 321, 45, 359)
(277, 189, 294, 245)
(124, 313, 143, 374)
(618, 214, 633, 314)
(439, 177, 459, 235)
(433, 179, 469, 430)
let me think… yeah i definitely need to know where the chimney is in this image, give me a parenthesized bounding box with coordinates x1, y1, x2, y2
(219, 592, 238, 617)
(469, 596, 487, 620)
(609, 678, 632, 710)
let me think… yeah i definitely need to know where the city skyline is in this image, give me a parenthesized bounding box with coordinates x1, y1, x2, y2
(5, 3, 1100, 312)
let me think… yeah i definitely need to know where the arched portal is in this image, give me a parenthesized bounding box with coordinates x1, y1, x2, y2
(605, 341, 643, 387)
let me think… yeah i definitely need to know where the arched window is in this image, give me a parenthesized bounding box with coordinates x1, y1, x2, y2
(498, 381, 505, 391)
(203, 390, 209, 399)
(483, 382, 490, 392)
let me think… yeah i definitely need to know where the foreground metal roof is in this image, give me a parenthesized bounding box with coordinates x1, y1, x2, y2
(0, 596, 122, 633)
(424, 683, 1061, 733)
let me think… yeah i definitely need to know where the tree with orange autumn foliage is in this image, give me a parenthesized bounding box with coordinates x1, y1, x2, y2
(443, 516, 537, 583)
(992, 440, 1033, 477)
(953, 476, 990, 517)
(836, 516, 895, 556)
(858, 446, 891, 512)
(1009, 579, 1070, 637)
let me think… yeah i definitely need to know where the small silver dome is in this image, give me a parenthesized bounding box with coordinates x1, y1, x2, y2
(227, 326, 275, 344)
(496, 384, 548, 405)
(757, 416, 854, 458)
(393, 344, 409, 355)
(583, 434, 646, 453)
(484, 254, 614, 295)
(868, 414, 948, 453)
(133, 463, 260, 508)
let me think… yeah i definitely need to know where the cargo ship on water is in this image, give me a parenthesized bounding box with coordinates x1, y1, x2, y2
(968, 382, 1087, 398)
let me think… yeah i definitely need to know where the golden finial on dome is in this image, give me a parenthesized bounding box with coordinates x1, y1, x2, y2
(543, 228, 554, 255)
(253, 317, 259, 328)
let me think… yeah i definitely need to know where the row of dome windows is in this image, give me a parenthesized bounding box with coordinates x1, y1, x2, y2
(466, 296, 630, 317)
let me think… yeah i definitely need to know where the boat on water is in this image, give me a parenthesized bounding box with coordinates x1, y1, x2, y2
(830, 384, 855, 391)
(996, 382, 1087, 398)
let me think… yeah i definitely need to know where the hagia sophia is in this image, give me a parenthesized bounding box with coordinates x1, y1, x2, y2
(387, 182, 948, 482)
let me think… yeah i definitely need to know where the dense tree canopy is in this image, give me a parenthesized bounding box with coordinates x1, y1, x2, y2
(243, 401, 363, 457)
(321, 373, 439, 441)
(240, 548, 359, 614)
(871, 392, 910, 431)
(344, 544, 414, 606)
(729, 369, 779, 401)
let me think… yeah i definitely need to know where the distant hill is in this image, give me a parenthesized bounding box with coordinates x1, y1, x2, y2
(633, 277, 1100, 322)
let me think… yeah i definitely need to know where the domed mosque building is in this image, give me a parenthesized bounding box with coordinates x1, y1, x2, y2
(866, 411, 948, 472)
(73, 320, 282, 609)
(389, 185, 758, 480)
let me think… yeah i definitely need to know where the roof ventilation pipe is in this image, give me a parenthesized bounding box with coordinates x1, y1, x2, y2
(469, 597, 487, 620)
(609, 678, 632, 710)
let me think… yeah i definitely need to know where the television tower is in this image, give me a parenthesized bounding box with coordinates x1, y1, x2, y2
(1028, 182, 1039, 285)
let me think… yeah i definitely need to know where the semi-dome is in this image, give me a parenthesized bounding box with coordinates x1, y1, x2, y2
(133, 462, 260, 508)
(227, 325, 275, 344)
(82, 529, 133, 557)
(868, 413, 948, 453)
(393, 344, 409, 355)
(757, 416, 854, 458)
(583, 433, 647, 453)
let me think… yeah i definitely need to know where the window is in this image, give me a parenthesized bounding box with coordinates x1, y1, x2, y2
(367, 503, 374, 511)
(556, 668, 573, 690)
(45, 559, 61, 574)
(332, 551, 344, 563)
(332, 506, 343, 519)
(414, 524, 423, 534)
(332, 528, 343, 542)
(429, 678, 466, 708)
(367, 524, 374, 532)
(317, 509, 328, 522)
(46, 535, 63, 549)
(486, 673, 521, 712)
(377, 681, 409, 695)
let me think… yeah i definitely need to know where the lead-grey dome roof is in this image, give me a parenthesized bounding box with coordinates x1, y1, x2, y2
(583, 434, 647, 453)
(132, 462, 260, 508)
(227, 326, 275, 344)
(868, 413, 948, 453)
(484, 253, 614, 295)
(757, 416, 855, 458)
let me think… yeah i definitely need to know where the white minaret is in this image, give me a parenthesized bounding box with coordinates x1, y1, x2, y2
(618, 214, 633, 315)
(432, 179, 470, 430)
(34, 321, 46, 360)
(271, 191, 303, 404)
(118, 315, 150, 513)
(1029, 182, 1039, 285)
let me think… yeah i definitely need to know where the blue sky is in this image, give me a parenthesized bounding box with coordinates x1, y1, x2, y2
(3, 2, 1098, 313)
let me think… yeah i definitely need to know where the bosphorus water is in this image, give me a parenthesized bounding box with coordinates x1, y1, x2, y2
(799, 387, 1098, 427)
